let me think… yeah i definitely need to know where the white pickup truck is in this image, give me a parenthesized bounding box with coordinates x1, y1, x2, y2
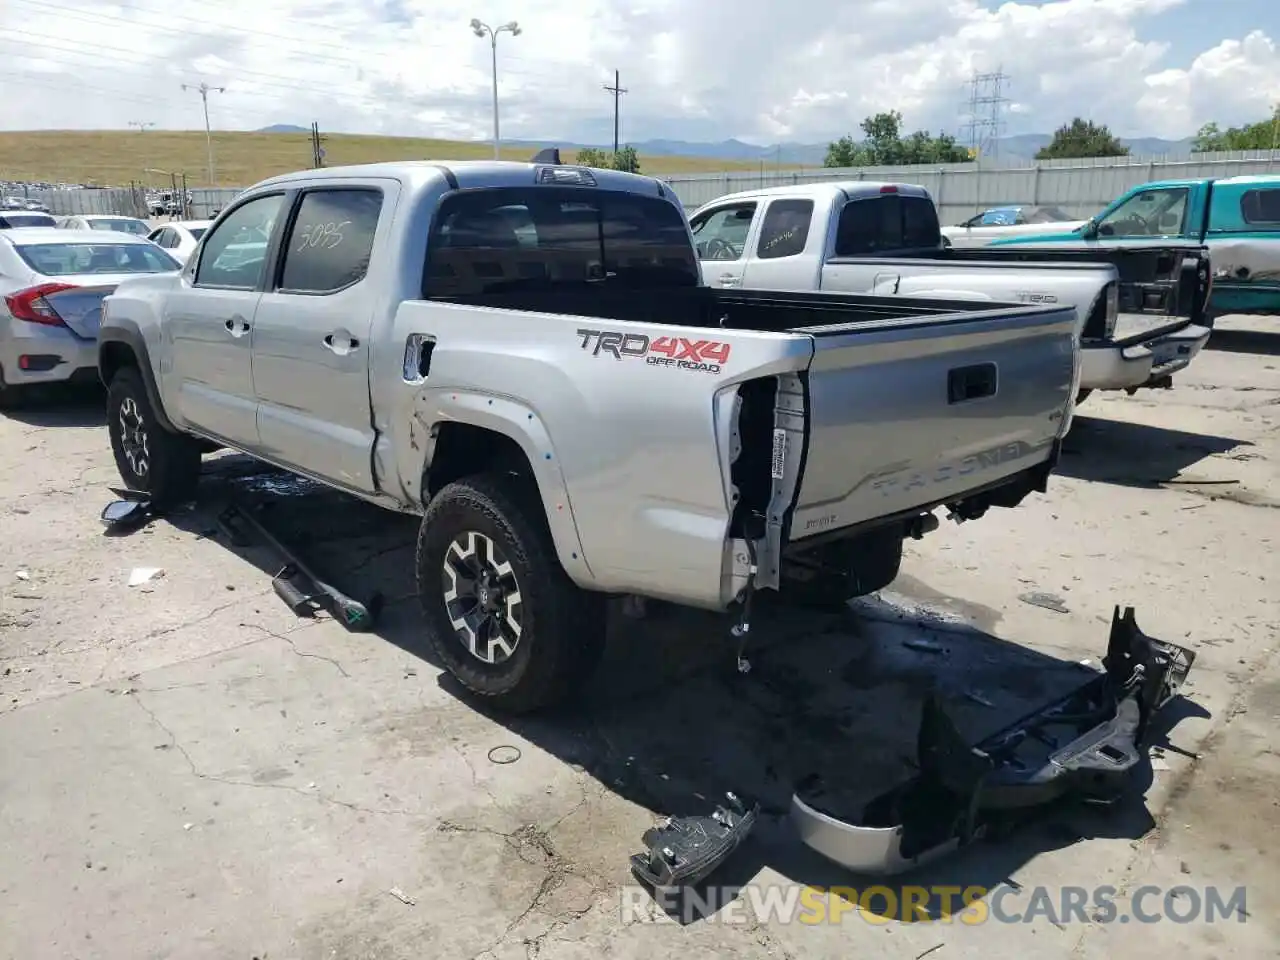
(690, 183, 1213, 402)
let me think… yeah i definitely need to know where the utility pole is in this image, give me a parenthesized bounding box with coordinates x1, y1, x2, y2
(182, 81, 226, 184)
(960, 68, 1010, 162)
(128, 120, 155, 133)
(471, 18, 521, 159)
(310, 121, 327, 168)
(603, 70, 627, 156)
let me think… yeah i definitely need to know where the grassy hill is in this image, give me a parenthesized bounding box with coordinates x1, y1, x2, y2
(0, 130, 769, 188)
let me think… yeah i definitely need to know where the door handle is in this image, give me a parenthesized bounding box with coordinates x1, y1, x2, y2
(323, 332, 360, 354)
(224, 315, 250, 336)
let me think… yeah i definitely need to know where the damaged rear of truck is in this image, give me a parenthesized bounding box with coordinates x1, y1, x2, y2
(98, 160, 1079, 712)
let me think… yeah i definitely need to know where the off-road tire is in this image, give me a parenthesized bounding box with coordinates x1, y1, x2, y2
(106, 366, 202, 506)
(416, 473, 605, 714)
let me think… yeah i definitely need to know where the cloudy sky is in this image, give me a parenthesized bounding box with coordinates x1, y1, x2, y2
(1, 0, 1277, 145)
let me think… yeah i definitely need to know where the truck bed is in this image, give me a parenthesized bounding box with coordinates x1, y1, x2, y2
(828, 242, 1210, 338)
(419, 285, 1076, 591)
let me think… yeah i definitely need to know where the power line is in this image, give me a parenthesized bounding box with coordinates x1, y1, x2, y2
(961, 68, 1010, 162)
(603, 70, 627, 155)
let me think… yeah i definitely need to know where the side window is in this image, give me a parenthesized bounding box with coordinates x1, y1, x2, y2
(1240, 189, 1280, 227)
(756, 199, 813, 259)
(690, 204, 756, 261)
(195, 193, 284, 289)
(1097, 188, 1188, 237)
(834, 196, 902, 256)
(277, 189, 382, 294)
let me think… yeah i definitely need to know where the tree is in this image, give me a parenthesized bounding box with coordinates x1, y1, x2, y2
(572, 145, 641, 173)
(1192, 107, 1280, 152)
(823, 111, 972, 167)
(1035, 118, 1130, 160)
(574, 147, 610, 167)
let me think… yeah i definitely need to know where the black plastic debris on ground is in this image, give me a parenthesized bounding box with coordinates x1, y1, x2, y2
(630, 792, 759, 890)
(792, 606, 1196, 875)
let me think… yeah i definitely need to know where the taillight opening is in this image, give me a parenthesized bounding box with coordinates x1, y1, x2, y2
(4, 282, 76, 327)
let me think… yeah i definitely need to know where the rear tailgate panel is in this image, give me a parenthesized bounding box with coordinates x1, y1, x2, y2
(946, 244, 1211, 337)
(787, 304, 1076, 543)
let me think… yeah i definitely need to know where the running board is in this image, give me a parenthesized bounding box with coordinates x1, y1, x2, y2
(791, 606, 1196, 875)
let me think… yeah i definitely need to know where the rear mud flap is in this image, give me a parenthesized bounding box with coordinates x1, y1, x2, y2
(791, 606, 1196, 875)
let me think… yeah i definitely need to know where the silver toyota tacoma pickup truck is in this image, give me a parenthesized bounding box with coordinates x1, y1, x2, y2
(690, 182, 1212, 403)
(98, 160, 1078, 712)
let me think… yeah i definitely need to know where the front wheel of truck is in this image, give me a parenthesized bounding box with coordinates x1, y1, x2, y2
(416, 473, 606, 714)
(106, 366, 203, 506)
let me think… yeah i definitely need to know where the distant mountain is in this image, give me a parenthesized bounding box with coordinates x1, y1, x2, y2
(256, 124, 310, 134)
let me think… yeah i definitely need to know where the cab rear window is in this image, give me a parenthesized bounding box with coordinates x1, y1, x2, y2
(423, 187, 698, 297)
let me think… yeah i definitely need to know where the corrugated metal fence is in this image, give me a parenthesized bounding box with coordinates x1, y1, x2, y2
(20, 149, 1280, 223)
(659, 151, 1280, 222)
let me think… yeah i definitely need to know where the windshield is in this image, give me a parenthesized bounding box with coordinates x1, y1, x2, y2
(0, 212, 57, 228)
(15, 242, 181, 276)
(86, 217, 151, 237)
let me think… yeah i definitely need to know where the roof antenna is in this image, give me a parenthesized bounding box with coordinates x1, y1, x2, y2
(531, 147, 561, 165)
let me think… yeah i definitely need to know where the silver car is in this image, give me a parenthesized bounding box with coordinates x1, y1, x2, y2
(0, 211, 57, 229)
(0, 228, 181, 406)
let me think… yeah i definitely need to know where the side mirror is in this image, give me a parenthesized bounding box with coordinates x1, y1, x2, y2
(1080, 218, 1099, 239)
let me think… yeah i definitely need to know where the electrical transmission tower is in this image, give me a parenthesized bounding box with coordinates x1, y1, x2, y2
(961, 68, 1010, 162)
(128, 121, 155, 133)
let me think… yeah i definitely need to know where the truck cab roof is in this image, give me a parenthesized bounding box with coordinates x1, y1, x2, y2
(702, 181, 932, 205)
(252, 159, 673, 199)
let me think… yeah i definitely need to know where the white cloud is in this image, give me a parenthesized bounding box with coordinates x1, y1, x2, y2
(0, 0, 1277, 147)
(1140, 30, 1280, 136)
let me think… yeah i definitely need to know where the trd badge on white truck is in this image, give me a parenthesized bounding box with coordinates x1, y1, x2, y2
(97, 158, 1078, 713)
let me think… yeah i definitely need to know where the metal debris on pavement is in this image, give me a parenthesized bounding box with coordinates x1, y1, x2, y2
(1018, 591, 1070, 614)
(387, 887, 416, 906)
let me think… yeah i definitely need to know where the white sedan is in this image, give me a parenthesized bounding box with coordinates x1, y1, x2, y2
(941, 205, 1088, 248)
(146, 220, 213, 264)
(58, 215, 152, 238)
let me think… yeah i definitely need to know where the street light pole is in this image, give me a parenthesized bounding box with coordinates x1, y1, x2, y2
(182, 81, 226, 185)
(470, 18, 521, 160)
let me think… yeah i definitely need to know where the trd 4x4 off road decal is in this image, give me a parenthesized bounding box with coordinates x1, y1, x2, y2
(576, 329, 731, 374)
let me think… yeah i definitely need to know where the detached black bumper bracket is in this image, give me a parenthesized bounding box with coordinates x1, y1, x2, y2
(630, 792, 759, 889)
(791, 606, 1196, 875)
